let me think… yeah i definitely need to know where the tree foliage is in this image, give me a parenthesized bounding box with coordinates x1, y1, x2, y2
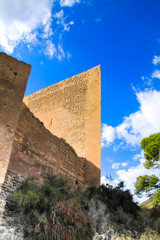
(135, 175, 159, 195)
(135, 132, 160, 206)
(141, 132, 160, 169)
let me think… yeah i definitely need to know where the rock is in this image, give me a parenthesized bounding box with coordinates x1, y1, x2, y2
(0, 171, 24, 239)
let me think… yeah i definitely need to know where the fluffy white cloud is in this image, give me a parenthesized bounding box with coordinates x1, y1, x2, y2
(152, 69, 160, 79)
(102, 90, 160, 147)
(60, 0, 80, 7)
(0, 0, 79, 58)
(101, 152, 159, 204)
(111, 162, 128, 170)
(0, 0, 54, 53)
(101, 124, 116, 147)
(112, 163, 120, 170)
(152, 55, 160, 65)
(116, 153, 160, 203)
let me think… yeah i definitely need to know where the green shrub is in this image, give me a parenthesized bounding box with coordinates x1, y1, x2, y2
(153, 189, 160, 206)
(11, 175, 94, 240)
(10, 175, 160, 238)
(80, 182, 139, 216)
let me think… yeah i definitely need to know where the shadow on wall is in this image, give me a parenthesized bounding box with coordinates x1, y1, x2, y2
(8, 103, 100, 188)
(85, 159, 100, 187)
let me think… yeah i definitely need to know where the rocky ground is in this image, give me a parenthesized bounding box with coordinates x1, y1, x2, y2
(0, 192, 23, 240)
(0, 171, 24, 240)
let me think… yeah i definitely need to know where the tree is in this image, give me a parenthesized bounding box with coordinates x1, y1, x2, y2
(135, 133, 160, 206)
(135, 175, 159, 195)
(141, 132, 160, 169)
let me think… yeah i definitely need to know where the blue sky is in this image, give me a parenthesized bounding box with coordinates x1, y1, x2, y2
(1, 0, 160, 203)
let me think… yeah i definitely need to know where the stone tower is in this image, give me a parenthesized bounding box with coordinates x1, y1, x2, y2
(0, 53, 101, 188)
(24, 66, 101, 185)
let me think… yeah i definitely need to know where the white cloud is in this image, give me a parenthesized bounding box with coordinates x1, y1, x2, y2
(57, 44, 65, 61)
(101, 124, 116, 147)
(112, 163, 120, 170)
(54, 10, 74, 31)
(102, 90, 160, 147)
(152, 69, 160, 79)
(41, 20, 53, 39)
(43, 41, 65, 61)
(132, 152, 144, 161)
(121, 162, 128, 167)
(44, 40, 57, 58)
(54, 9, 64, 19)
(67, 52, 72, 61)
(116, 153, 160, 203)
(0, 0, 77, 59)
(101, 176, 119, 188)
(141, 76, 153, 86)
(60, 0, 80, 7)
(152, 55, 160, 65)
(101, 153, 160, 204)
(0, 0, 54, 53)
(111, 162, 128, 170)
(40, 60, 44, 65)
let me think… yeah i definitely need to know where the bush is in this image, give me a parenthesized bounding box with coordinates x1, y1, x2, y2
(11, 175, 94, 240)
(10, 175, 160, 238)
(79, 182, 139, 216)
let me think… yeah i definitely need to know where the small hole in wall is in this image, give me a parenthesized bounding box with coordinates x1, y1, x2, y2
(7, 125, 9, 127)
(4, 103, 6, 106)
(75, 179, 78, 185)
(14, 72, 17, 76)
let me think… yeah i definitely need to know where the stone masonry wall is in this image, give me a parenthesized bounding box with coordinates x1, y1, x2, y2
(1, 170, 25, 201)
(0, 53, 31, 187)
(8, 103, 86, 187)
(24, 66, 101, 185)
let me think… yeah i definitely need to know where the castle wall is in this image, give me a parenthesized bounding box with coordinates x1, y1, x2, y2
(0, 53, 31, 187)
(8, 104, 86, 187)
(24, 66, 101, 185)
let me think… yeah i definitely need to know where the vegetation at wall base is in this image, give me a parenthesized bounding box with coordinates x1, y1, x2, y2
(10, 175, 94, 240)
(79, 183, 160, 234)
(8, 174, 160, 239)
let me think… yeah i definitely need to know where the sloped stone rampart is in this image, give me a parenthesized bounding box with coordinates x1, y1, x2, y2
(8, 103, 87, 187)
